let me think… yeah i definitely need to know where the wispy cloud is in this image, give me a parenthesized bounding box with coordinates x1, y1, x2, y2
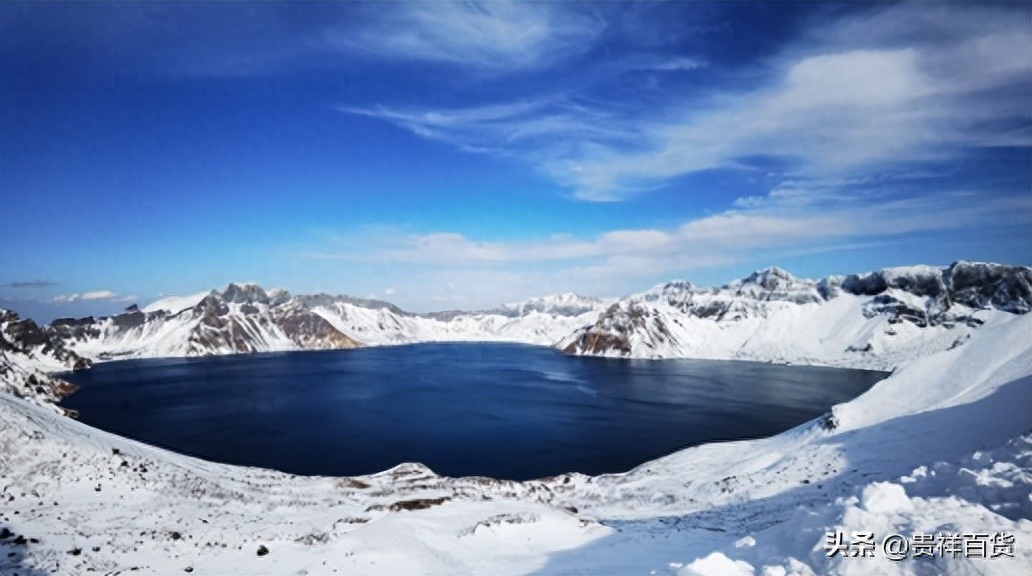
(614, 55, 706, 73)
(3, 1, 605, 78)
(52, 290, 135, 303)
(326, 2, 604, 70)
(3, 280, 57, 288)
(296, 179, 1029, 297)
(289, 177, 1029, 310)
(346, 3, 1030, 201)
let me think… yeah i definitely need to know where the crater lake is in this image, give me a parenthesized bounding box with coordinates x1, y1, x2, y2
(61, 343, 886, 481)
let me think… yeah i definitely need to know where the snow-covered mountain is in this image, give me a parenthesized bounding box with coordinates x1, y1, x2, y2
(497, 293, 607, 318)
(303, 292, 610, 348)
(0, 310, 91, 412)
(6, 261, 1028, 374)
(1, 261, 1030, 573)
(12, 261, 1030, 372)
(561, 261, 1032, 369)
(51, 284, 360, 360)
(1, 278, 1029, 574)
(46, 284, 611, 361)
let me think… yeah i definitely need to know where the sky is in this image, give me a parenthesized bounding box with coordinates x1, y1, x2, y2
(1, 1, 1030, 322)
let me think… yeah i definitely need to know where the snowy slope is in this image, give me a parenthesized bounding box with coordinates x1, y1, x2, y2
(53, 285, 361, 360)
(498, 293, 608, 317)
(309, 299, 606, 347)
(141, 291, 209, 314)
(0, 308, 1029, 575)
(0, 310, 90, 413)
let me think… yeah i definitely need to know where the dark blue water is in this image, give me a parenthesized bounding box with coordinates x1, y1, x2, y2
(61, 343, 885, 480)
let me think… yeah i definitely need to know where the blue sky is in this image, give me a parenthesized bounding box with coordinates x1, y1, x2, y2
(1, 1, 1030, 322)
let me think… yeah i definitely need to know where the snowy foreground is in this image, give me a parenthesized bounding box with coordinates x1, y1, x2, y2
(2, 310, 1031, 573)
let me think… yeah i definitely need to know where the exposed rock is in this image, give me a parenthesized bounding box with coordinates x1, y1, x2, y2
(222, 283, 269, 305)
(113, 309, 146, 329)
(272, 305, 359, 350)
(841, 272, 889, 296)
(0, 310, 89, 407)
(295, 294, 406, 316)
(562, 261, 1031, 358)
(946, 261, 1032, 314)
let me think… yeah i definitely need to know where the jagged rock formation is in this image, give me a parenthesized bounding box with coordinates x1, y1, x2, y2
(270, 299, 366, 350)
(561, 261, 1032, 369)
(831, 262, 1032, 327)
(0, 310, 89, 410)
(35, 285, 609, 362)
(49, 284, 361, 360)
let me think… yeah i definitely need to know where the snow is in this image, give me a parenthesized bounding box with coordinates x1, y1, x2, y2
(560, 263, 1025, 371)
(141, 291, 210, 314)
(50, 262, 1030, 373)
(680, 552, 757, 575)
(61, 291, 608, 362)
(307, 300, 605, 348)
(860, 482, 914, 514)
(1, 263, 1030, 574)
(499, 293, 612, 317)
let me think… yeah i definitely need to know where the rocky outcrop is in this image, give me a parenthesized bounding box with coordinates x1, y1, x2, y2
(945, 261, 1032, 313)
(563, 261, 1031, 362)
(835, 261, 1032, 327)
(58, 285, 363, 358)
(0, 310, 87, 410)
(36, 284, 608, 360)
(1, 310, 92, 371)
(271, 301, 360, 350)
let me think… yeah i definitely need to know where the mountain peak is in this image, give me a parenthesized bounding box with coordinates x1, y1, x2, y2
(747, 266, 794, 281)
(735, 266, 805, 292)
(500, 293, 606, 317)
(222, 282, 270, 304)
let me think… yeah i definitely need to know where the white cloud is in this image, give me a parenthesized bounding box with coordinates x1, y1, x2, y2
(347, 3, 1030, 201)
(325, 2, 603, 70)
(295, 181, 1028, 304)
(52, 290, 136, 303)
(7, 2, 606, 78)
(645, 57, 705, 71)
(611, 54, 707, 73)
(385, 288, 397, 296)
(531, 43, 1019, 201)
(285, 162, 1030, 311)
(342, 98, 636, 160)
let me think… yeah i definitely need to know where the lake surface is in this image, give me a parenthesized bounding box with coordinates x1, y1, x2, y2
(61, 343, 886, 480)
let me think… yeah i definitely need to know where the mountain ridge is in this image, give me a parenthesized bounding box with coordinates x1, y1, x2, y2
(560, 260, 1031, 368)
(2, 261, 1028, 399)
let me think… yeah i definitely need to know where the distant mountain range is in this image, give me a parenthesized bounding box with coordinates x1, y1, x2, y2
(2, 260, 1029, 411)
(43, 286, 610, 361)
